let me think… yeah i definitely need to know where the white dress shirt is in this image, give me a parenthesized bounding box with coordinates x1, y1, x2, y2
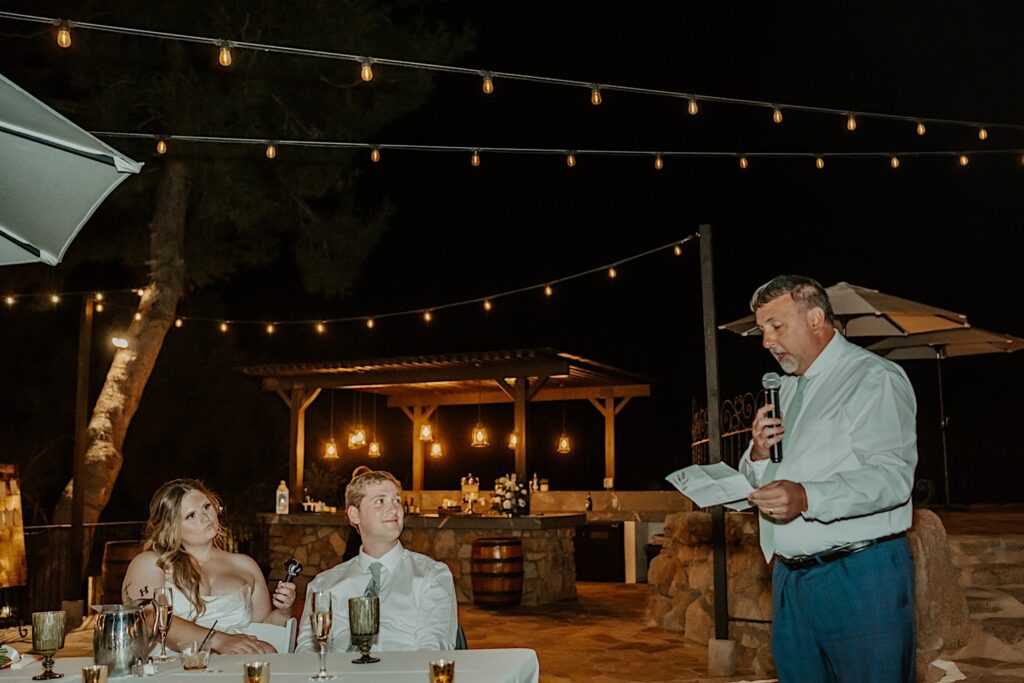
(739, 332, 918, 559)
(295, 542, 457, 653)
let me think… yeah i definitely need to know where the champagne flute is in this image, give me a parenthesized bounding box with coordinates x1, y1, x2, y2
(31, 610, 66, 680)
(309, 591, 335, 681)
(152, 587, 174, 663)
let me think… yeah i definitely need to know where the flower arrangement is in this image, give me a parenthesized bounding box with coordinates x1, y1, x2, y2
(492, 474, 529, 516)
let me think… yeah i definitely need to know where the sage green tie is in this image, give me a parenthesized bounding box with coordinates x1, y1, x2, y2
(364, 562, 382, 597)
(759, 374, 807, 560)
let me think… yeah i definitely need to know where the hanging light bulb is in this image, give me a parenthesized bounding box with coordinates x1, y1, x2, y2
(978, 127, 989, 141)
(471, 150, 481, 167)
(366, 318, 375, 329)
(608, 267, 617, 279)
(687, 97, 699, 116)
(368, 440, 382, 457)
(654, 154, 664, 170)
(4, 296, 14, 307)
(265, 142, 277, 159)
(370, 147, 381, 163)
(890, 156, 900, 169)
(483, 299, 492, 311)
(419, 423, 434, 441)
(219, 322, 229, 332)
(566, 152, 576, 167)
(423, 310, 432, 323)
(815, 156, 825, 170)
(218, 43, 232, 67)
(556, 434, 572, 454)
(156, 138, 167, 155)
(544, 284, 553, 297)
(673, 244, 682, 256)
(315, 322, 326, 334)
(772, 107, 783, 124)
(916, 121, 927, 136)
(739, 155, 749, 170)
(590, 86, 602, 106)
(429, 441, 444, 458)
(174, 318, 183, 328)
(95, 302, 105, 313)
(111, 337, 129, 349)
(348, 427, 366, 449)
(265, 323, 275, 335)
(50, 294, 60, 304)
(471, 425, 489, 448)
(134, 312, 143, 322)
(507, 432, 518, 449)
(324, 388, 339, 459)
(56, 22, 72, 48)
(360, 60, 374, 82)
(959, 154, 969, 167)
(95, 292, 104, 302)
(481, 72, 494, 94)
(846, 114, 857, 131)
(367, 395, 381, 457)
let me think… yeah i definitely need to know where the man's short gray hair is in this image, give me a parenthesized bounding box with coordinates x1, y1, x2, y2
(750, 275, 837, 327)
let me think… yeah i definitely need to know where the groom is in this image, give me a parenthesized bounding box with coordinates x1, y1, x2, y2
(295, 470, 458, 652)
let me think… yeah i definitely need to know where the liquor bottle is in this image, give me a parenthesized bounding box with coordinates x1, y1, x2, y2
(275, 481, 289, 514)
(585, 492, 593, 511)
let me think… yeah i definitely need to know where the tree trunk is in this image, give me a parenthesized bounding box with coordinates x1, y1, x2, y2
(53, 161, 191, 563)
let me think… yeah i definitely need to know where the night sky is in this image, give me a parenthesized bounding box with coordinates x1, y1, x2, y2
(2, 3, 1022, 521)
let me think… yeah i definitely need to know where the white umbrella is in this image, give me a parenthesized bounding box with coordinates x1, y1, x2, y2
(0, 73, 142, 266)
(719, 281, 969, 337)
(868, 327, 1024, 505)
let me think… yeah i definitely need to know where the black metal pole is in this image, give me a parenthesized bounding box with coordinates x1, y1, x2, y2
(68, 296, 93, 600)
(699, 224, 729, 641)
(936, 353, 951, 507)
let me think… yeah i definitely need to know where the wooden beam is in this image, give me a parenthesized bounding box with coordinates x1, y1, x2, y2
(399, 405, 436, 491)
(513, 378, 528, 480)
(261, 359, 570, 391)
(283, 388, 320, 504)
(385, 383, 649, 408)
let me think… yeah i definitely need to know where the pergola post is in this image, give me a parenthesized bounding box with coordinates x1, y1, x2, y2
(588, 395, 632, 484)
(496, 376, 548, 481)
(277, 388, 320, 504)
(401, 405, 436, 491)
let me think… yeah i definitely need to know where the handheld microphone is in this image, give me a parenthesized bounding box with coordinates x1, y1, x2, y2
(761, 372, 783, 463)
(283, 558, 303, 582)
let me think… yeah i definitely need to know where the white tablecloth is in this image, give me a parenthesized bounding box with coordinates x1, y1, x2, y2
(0, 650, 538, 683)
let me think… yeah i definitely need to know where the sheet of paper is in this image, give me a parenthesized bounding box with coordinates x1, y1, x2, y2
(665, 462, 753, 510)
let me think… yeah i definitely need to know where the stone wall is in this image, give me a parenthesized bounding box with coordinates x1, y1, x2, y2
(643, 509, 968, 679)
(401, 527, 576, 606)
(265, 521, 353, 598)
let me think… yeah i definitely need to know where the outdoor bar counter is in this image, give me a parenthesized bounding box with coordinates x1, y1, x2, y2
(260, 511, 584, 606)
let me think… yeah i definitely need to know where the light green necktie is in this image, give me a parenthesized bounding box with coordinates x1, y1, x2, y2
(759, 374, 807, 560)
(364, 562, 382, 597)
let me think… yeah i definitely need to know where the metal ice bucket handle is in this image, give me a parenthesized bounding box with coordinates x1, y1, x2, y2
(92, 605, 156, 677)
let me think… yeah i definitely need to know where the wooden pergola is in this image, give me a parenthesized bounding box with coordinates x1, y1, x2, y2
(241, 348, 651, 501)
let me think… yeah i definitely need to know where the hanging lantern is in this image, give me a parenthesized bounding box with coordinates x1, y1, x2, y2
(348, 427, 367, 449)
(556, 434, 572, 454)
(507, 432, 518, 449)
(324, 438, 339, 460)
(429, 441, 444, 458)
(368, 441, 382, 458)
(419, 423, 434, 441)
(471, 425, 489, 448)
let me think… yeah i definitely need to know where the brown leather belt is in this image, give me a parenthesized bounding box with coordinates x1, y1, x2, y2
(777, 531, 906, 570)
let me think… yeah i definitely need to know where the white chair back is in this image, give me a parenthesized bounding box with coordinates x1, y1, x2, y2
(241, 617, 297, 653)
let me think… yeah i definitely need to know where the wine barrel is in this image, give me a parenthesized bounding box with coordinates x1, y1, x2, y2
(471, 537, 524, 608)
(100, 540, 145, 605)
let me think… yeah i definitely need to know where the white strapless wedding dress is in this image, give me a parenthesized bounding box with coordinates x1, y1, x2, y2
(167, 582, 254, 633)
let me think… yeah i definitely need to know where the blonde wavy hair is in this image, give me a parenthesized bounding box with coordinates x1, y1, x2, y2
(143, 479, 226, 618)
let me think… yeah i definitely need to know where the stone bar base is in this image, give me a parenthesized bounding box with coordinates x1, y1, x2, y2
(261, 512, 583, 607)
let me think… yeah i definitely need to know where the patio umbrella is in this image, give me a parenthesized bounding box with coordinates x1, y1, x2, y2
(868, 327, 1024, 505)
(0, 73, 142, 266)
(719, 281, 970, 337)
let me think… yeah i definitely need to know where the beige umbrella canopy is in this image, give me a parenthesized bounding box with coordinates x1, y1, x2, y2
(719, 281, 970, 337)
(0, 73, 142, 266)
(868, 327, 1024, 506)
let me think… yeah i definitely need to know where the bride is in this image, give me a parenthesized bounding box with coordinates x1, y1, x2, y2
(123, 479, 296, 654)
